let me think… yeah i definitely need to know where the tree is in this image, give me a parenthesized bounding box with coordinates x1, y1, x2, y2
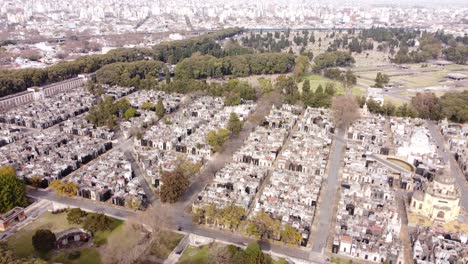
(123, 107, 137, 120)
(280, 224, 303, 245)
(411, 92, 442, 120)
(67, 208, 87, 224)
(275, 75, 299, 104)
(374, 72, 390, 88)
(156, 99, 165, 119)
(206, 128, 230, 152)
(366, 98, 383, 114)
(83, 213, 113, 233)
(49, 180, 78, 197)
(160, 168, 189, 203)
(440, 91, 468, 123)
(331, 96, 361, 128)
(302, 79, 311, 94)
(292, 55, 310, 81)
(396, 103, 418, 118)
(244, 242, 268, 264)
(29, 176, 43, 189)
(141, 101, 154, 111)
(341, 70, 357, 91)
(227, 112, 243, 136)
(218, 205, 246, 230)
(247, 211, 280, 240)
(313, 51, 355, 69)
(0, 166, 27, 213)
(315, 84, 324, 94)
(32, 229, 56, 253)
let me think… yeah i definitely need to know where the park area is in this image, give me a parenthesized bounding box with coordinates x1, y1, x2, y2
(6, 210, 123, 264)
(299, 74, 366, 95)
(177, 242, 288, 264)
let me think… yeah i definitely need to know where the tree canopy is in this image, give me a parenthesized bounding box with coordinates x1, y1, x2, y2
(32, 229, 56, 253)
(313, 51, 355, 70)
(0, 166, 27, 213)
(174, 53, 295, 80)
(49, 180, 79, 197)
(331, 96, 361, 128)
(227, 112, 243, 135)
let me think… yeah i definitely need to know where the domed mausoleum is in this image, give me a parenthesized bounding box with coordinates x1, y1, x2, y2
(409, 166, 461, 223)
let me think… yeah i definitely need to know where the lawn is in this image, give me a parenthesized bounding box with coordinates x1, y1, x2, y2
(357, 78, 375, 87)
(301, 74, 344, 94)
(150, 230, 185, 259)
(7, 211, 122, 263)
(50, 248, 101, 264)
(178, 243, 288, 264)
(178, 244, 210, 264)
(7, 212, 81, 258)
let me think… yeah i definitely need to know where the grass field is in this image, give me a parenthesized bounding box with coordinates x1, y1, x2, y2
(178, 243, 287, 264)
(7, 211, 122, 263)
(150, 230, 185, 259)
(178, 244, 211, 264)
(300, 74, 344, 94)
(50, 248, 101, 264)
(7, 212, 81, 258)
(300, 74, 369, 96)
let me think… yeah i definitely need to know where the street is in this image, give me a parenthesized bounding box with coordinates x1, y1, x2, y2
(310, 126, 346, 254)
(426, 121, 468, 209)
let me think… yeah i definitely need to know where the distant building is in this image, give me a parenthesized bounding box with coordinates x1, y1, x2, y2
(447, 73, 468, 81)
(0, 207, 27, 231)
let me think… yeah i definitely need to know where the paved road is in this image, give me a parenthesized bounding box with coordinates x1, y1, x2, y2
(426, 121, 468, 209)
(310, 127, 346, 254)
(27, 189, 136, 220)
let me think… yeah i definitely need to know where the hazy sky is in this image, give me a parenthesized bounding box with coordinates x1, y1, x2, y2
(317, 0, 468, 5)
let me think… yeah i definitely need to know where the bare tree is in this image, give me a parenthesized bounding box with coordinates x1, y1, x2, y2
(331, 95, 361, 128)
(100, 206, 173, 264)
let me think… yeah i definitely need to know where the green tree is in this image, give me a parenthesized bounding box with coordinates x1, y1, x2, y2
(0, 166, 27, 213)
(247, 211, 280, 240)
(341, 69, 357, 91)
(280, 224, 303, 245)
(83, 213, 112, 233)
(292, 55, 310, 81)
(156, 98, 165, 119)
(227, 113, 243, 136)
(315, 84, 324, 94)
(123, 107, 137, 120)
(218, 205, 246, 230)
(206, 128, 230, 152)
(396, 103, 418, 118)
(49, 180, 78, 197)
(440, 90, 468, 123)
(244, 242, 268, 264)
(29, 176, 43, 189)
(67, 208, 87, 225)
(374, 72, 390, 88)
(32, 229, 56, 253)
(302, 79, 311, 93)
(366, 98, 383, 114)
(141, 101, 154, 111)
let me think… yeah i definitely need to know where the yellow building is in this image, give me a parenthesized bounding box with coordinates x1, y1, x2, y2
(410, 167, 461, 223)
